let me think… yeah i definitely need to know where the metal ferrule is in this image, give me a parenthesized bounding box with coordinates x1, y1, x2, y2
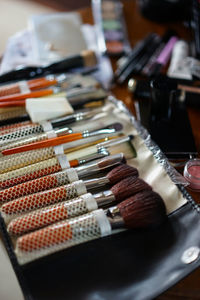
(55, 127, 73, 136)
(93, 190, 116, 207)
(78, 150, 109, 166)
(98, 135, 133, 149)
(76, 152, 124, 177)
(83, 127, 117, 138)
(84, 176, 109, 190)
(106, 206, 125, 229)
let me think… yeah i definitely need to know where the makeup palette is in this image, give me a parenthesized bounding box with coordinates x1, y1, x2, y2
(92, 0, 131, 56)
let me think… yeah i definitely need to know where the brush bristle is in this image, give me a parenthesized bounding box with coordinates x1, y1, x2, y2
(108, 165, 139, 185)
(109, 123, 123, 132)
(111, 176, 152, 202)
(118, 190, 166, 229)
(98, 153, 126, 168)
(110, 141, 136, 159)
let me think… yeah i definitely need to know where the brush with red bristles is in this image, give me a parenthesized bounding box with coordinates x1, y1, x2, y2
(0, 153, 126, 203)
(15, 189, 166, 265)
(7, 176, 152, 236)
(1, 164, 139, 223)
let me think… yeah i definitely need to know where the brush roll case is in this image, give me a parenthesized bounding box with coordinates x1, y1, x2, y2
(0, 97, 200, 300)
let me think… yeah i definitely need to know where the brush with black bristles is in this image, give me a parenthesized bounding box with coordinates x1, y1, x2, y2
(15, 189, 166, 265)
(0, 153, 126, 203)
(1, 164, 139, 224)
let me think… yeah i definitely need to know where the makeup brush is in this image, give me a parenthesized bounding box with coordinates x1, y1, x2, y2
(7, 175, 154, 236)
(0, 73, 102, 103)
(15, 189, 166, 265)
(0, 49, 98, 84)
(2, 122, 123, 155)
(0, 73, 100, 98)
(0, 135, 136, 188)
(0, 153, 126, 203)
(1, 166, 140, 223)
(0, 107, 107, 147)
(0, 135, 120, 174)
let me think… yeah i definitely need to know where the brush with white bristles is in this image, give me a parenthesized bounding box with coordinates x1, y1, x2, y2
(14, 189, 166, 265)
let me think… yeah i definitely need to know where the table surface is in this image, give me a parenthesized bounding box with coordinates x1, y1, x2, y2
(1, 1, 200, 299)
(80, 1, 200, 299)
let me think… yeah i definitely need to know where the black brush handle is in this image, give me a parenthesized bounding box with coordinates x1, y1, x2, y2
(0, 54, 84, 84)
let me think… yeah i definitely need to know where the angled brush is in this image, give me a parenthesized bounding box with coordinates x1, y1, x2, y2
(1, 165, 139, 223)
(15, 189, 166, 265)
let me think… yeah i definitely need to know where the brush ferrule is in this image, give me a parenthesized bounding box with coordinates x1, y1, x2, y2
(55, 127, 73, 136)
(77, 151, 109, 166)
(106, 206, 125, 229)
(94, 190, 115, 207)
(97, 135, 132, 149)
(84, 177, 109, 190)
(84, 127, 117, 138)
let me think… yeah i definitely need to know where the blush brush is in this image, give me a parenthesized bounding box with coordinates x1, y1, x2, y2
(7, 176, 154, 236)
(1, 165, 139, 223)
(15, 189, 166, 265)
(0, 153, 126, 203)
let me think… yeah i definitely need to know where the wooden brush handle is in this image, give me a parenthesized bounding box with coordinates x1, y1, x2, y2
(0, 84, 21, 97)
(28, 78, 58, 90)
(0, 100, 26, 108)
(0, 121, 32, 134)
(15, 210, 105, 264)
(1, 181, 86, 223)
(0, 157, 62, 189)
(0, 89, 54, 103)
(0, 78, 57, 97)
(8, 194, 96, 236)
(0, 147, 55, 174)
(0, 124, 44, 145)
(2, 132, 83, 155)
(0, 169, 77, 203)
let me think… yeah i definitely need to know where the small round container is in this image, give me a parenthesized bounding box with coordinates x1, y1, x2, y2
(184, 159, 200, 191)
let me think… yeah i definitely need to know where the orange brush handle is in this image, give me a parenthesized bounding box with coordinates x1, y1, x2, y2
(2, 132, 83, 155)
(28, 78, 58, 90)
(0, 89, 54, 103)
(0, 100, 26, 108)
(0, 78, 58, 97)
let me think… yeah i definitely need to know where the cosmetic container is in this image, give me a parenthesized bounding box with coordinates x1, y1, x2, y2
(184, 159, 200, 191)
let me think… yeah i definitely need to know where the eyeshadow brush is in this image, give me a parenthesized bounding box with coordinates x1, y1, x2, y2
(2, 122, 123, 155)
(7, 176, 153, 236)
(0, 135, 120, 174)
(0, 136, 135, 188)
(0, 107, 107, 146)
(1, 165, 139, 223)
(0, 153, 126, 203)
(0, 134, 130, 175)
(15, 189, 166, 265)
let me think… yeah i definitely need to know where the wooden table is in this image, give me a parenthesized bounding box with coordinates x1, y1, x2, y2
(80, 1, 200, 299)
